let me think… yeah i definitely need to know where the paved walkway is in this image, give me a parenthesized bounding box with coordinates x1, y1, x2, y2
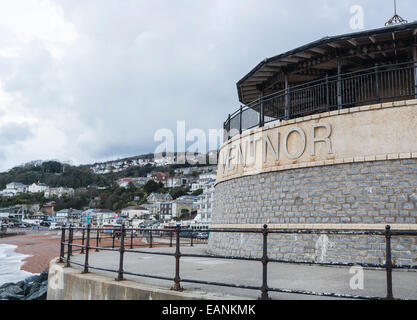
(70, 244, 417, 300)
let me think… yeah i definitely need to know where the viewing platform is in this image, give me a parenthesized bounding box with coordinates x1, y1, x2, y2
(224, 22, 417, 141)
(211, 22, 417, 271)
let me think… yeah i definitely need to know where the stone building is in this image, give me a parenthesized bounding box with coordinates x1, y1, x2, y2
(209, 22, 417, 266)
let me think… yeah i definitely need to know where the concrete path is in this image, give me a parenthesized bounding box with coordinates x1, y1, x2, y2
(70, 244, 417, 300)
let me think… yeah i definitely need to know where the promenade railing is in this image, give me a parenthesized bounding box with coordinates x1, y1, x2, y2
(224, 60, 417, 141)
(58, 224, 417, 300)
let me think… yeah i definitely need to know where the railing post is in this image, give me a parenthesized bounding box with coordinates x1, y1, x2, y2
(259, 95, 264, 127)
(385, 225, 394, 300)
(112, 232, 115, 249)
(66, 224, 73, 267)
(170, 230, 173, 248)
(172, 226, 183, 291)
(239, 105, 243, 135)
(285, 74, 290, 120)
(259, 225, 270, 300)
(82, 224, 91, 274)
(95, 228, 100, 252)
(149, 229, 153, 248)
(227, 114, 231, 140)
(326, 74, 330, 111)
(81, 227, 85, 254)
(58, 226, 66, 263)
(131, 228, 134, 249)
(413, 46, 417, 98)
(375, 64, 380, 103)
(115, 224, 125, 281)
(337, 57, 342, 110)
(190, 232, 194, 247)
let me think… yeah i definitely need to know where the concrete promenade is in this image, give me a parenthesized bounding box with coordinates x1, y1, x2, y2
(68, 244, 417, 300)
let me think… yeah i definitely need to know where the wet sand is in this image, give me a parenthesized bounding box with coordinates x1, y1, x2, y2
(0, 229, 172, 274)
(0, 230, 61, 273)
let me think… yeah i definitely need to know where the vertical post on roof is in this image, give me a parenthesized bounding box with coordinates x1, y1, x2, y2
(227, 114, 231, 140)
(285, 74, 290, 120)
(239, 105, 243, 135)
(259, 91, 264, 128)
(413, 43, 417, 99)
(326, 74, 330, 111)
(375, 63, 380, 103)
(337, 57, 342, 110)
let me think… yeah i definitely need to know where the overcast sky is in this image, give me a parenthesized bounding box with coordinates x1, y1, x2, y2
(0, 0, 414, 171)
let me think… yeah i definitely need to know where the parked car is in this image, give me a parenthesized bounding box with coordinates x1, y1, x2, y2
(49, 223, 60, 230)
(193, 232, 209, 240)
(39, 221, 51, 227)
(179, 230, 194, 238)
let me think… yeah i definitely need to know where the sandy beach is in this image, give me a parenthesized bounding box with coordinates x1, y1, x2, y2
(0, 230, 61, 274)
(0, 229, 166, 274)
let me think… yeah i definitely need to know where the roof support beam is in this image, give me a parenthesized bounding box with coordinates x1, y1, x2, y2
(347, 39, 359, 47)
(309, 47, 326, 55)
(268, 62, 287, 67)
(294, 52, 313, 59)
(260, 66, 282, 72)
(327, 42, 342, 49)
(280, 57, 301, 63)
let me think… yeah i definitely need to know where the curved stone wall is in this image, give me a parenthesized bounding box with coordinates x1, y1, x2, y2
(216, 100, 417, 184)
(208, 160, 417, 265)
(209, 100, 417, 266)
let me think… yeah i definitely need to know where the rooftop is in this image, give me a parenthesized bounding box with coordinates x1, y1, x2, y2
(237, 21, 417, 104)
(224, 22, 417, 141)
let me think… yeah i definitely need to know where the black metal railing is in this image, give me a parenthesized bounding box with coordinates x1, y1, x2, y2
(224, 60, 417, 141)
(58, 224, 417, 300)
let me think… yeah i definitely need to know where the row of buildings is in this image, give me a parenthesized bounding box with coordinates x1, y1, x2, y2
(120, 170, 216, 225)
(52, 174, 216, 227)
(0, 182, 74, 199)
(91, 152, 217, 175)
(116, 168, 216, 191)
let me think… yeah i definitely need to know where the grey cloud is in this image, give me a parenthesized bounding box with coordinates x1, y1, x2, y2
(0, 0, 415, 168)
(0, 122, 32, 146)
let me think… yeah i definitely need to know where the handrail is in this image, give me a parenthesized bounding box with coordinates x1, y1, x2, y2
(224, 60, 417, 141)
(58, 224, 417, 300)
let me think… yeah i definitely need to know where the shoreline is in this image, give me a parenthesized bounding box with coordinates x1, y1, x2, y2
(0, 229, 61, 274)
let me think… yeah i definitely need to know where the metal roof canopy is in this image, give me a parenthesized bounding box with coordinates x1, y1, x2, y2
(237, 21, 417, 105)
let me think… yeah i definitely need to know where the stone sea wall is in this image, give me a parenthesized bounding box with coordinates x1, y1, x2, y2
(208, 159, 417, 266)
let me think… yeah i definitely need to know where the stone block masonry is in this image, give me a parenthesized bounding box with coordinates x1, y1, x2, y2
(208, 159, 417, 266)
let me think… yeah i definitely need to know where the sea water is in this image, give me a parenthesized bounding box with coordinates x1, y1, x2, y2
(0, 244, 34, 286)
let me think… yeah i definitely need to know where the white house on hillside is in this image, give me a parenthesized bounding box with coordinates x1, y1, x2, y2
(6, 182, 28, 193)
(1, 182, 28, 197)
(28, 182, 49, 193)
(120, 206, 150, 219)
(44, 187, 75, 199)
(194, 179, 215, 224)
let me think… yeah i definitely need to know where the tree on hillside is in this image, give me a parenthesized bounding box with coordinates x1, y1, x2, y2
(42, 161, 63, 173)
(191, 189, 203, 196)
(169, 187, 189, 200)
(143, 180, 161, 193)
